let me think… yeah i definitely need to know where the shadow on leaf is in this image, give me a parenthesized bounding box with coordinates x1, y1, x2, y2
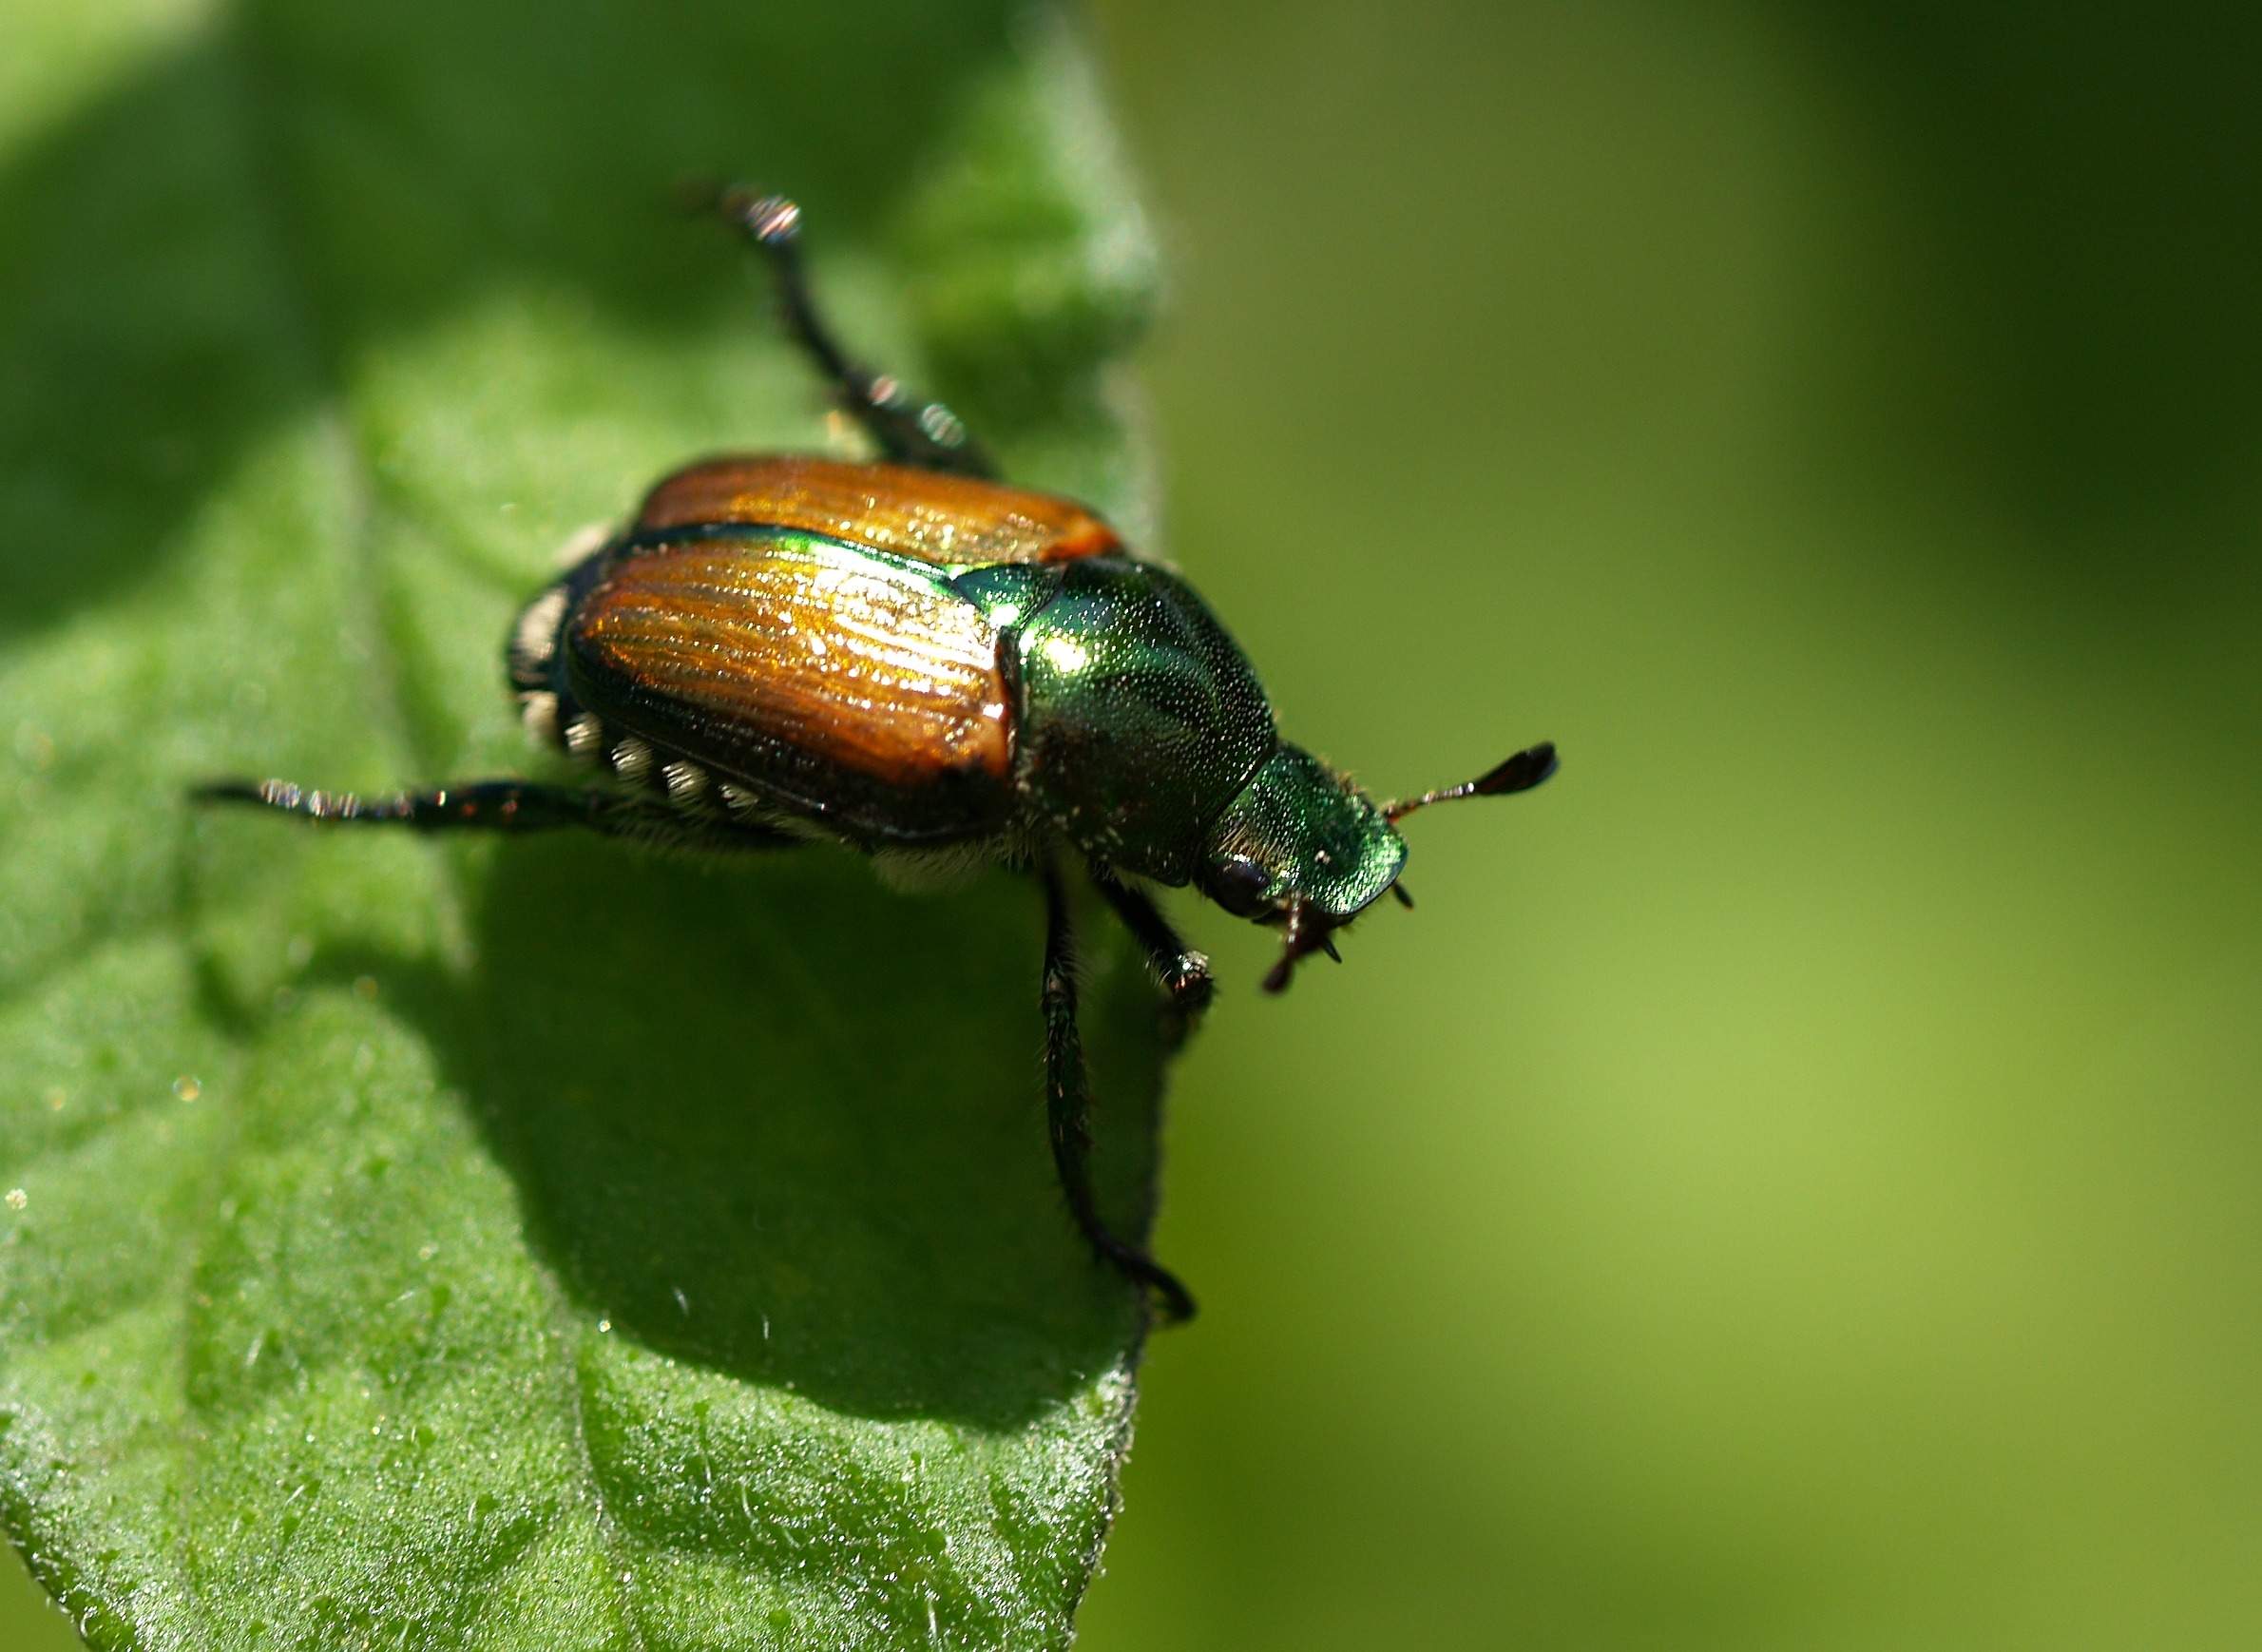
(281, 836, 1169, 1430)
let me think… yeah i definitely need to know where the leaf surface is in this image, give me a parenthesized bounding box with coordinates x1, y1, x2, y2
(0, 3, 1164, 1647)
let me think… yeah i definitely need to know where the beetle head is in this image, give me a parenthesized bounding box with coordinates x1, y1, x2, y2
(1197, 740, 1559, 993)
(1196, 745, 1406, 989)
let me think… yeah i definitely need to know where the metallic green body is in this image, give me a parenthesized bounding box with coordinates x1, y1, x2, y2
(1202, 747, 1406, 919)
(1007, 557, 1275, 883)
(956, 552, 1408, 918)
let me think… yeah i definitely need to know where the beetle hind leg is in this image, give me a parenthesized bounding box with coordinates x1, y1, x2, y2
(1041, 860, 1197, 1325)
(710, 186, 998, 479)
(194, 778, 806, 855)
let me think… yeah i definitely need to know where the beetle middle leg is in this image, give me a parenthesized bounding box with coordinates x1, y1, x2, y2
(194, 778, 806, 855)
(1091, 869, 1215, 1050)
(1041, 858, 1197, 1324)
(712, 187, 997, 479)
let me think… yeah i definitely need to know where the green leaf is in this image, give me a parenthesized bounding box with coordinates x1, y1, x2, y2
(0, 3, 1165, 1647)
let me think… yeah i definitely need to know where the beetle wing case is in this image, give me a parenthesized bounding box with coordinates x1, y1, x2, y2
(635, 456, 1121, 569)
(563, 529, 1020, 844)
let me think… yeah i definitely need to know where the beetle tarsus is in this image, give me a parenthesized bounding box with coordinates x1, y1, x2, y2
(710, 184, 997, 479)
(1089, 1233, 1198, 1326)
(1043, 861, 1198, 1324)
(1092, 870, 1216, 1048)
(1158, 954, 1216, 1042)
(192, 776, 806, 853)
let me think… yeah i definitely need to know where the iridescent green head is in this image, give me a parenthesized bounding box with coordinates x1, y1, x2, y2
(1197, 740, 1560, 993)
(1198, 744, 1405, 921)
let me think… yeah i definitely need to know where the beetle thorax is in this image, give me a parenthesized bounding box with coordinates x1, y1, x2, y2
(1007, 556, 1277, 883)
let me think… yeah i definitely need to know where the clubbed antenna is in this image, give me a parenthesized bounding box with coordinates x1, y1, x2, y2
(1384, 740, 1558, 825)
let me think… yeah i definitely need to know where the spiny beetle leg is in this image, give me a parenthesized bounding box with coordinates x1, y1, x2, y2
(1043, 861, 1198, 1324)
(1092, 869, 1215, 1050)
(193, 778, 807, 855)
(711, 186, 997, 479)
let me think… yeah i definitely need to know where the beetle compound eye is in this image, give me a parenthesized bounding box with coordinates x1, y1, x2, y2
(1208, 855, 1272, 917)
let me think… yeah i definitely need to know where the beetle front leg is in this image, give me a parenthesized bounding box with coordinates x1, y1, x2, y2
(1091, 870, 1215, 1050)
(1041, 860, 1197, 1324)
(711, 187, 997, 478)
(194, 778, 806, 854)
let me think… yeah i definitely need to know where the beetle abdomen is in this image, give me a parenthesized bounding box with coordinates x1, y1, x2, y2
(559, 529, 1019, 844)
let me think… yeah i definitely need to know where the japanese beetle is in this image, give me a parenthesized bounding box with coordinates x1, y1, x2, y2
(200, 190, 1558, 1322)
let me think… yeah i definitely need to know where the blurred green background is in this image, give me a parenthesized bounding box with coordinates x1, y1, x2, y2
(1075, 1, 2262, 1646)
(7, 0, 2258, 1647)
